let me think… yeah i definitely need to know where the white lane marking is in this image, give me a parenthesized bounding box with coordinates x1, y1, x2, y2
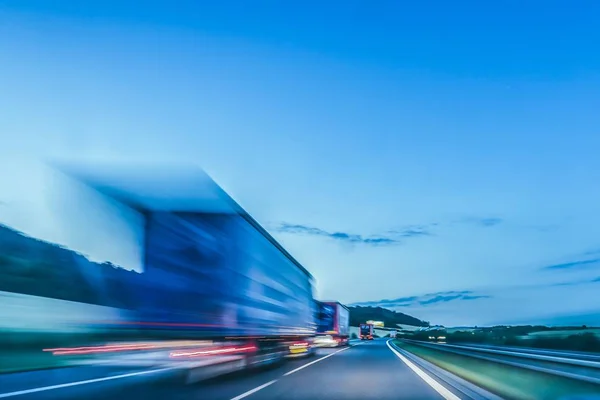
(229, 345, 356, 400)
(386, 340, 461, 400)
(283, 346, 352, 377)
(0, 367, 175, 398)
(229, 380, 278, 400)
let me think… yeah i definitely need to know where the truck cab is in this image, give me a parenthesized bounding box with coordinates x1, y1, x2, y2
(359, 323, 374, 340)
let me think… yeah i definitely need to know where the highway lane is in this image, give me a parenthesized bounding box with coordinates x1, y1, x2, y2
(0, 340, 456, 400)
(236, 339, 450, 400)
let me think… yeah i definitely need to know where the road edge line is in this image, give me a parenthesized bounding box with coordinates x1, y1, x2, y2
(386, 340, 461, 400)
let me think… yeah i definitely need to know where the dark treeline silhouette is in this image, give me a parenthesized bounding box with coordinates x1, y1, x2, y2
(409, 325, 600, 353)
(0, 224, 143, 309)
(349, 305, 429, 328)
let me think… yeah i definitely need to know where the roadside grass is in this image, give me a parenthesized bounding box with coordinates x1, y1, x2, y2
(527, 329, 600, 338)
(0, 351, 77, 374)
(394, 340, 600, 400)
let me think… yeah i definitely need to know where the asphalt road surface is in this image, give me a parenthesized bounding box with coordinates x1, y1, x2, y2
(0, 340, 458, 400)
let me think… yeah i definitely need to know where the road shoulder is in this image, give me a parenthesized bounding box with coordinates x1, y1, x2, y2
(387, 340, 502, 400)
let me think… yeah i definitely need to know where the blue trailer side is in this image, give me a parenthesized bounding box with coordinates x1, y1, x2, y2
(137, 210, 317, 340)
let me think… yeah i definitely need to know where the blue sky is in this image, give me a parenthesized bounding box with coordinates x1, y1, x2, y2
(2, 1, 600, 326)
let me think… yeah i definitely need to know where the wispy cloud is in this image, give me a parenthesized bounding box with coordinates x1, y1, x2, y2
(352, 290, 491, 308)
(388, 225, 433, 238)
(417, 292, 491, 305)
(549, 276, 600, 287)
(276, 223, 399, 246)
(461, 295, 492, 301)
(419, 294, 464, 305)
(461, 216, 503, 228)
(480, 218, 503, 227)
(276, 224, 323, 236)
(363, 237, 397, 245)
(583, 248, 600, 256)
(541, 258, 600, 271)
(352, 296, 419, 307)
(277, 216, 503, 246)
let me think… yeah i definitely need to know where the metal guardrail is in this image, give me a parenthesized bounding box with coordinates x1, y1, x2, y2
(412, 341, 600, 369)
(453, 343, 600, 363)
(402, 339, 600, 385)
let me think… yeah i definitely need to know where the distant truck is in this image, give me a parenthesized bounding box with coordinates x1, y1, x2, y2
(314, 301, 350, 347)
(360, 323, 374, 340)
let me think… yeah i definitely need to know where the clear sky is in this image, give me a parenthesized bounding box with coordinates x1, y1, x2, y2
(2, 0, 600, 326)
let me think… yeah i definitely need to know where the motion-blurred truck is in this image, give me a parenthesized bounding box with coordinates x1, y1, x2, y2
(314, 301, 350, 347)
(0, 160, 318, 382)
(136, 209, 318, 363)
(360, 323, 374, 340)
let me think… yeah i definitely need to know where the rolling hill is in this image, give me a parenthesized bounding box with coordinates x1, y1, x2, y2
(349, 305, 429, 328)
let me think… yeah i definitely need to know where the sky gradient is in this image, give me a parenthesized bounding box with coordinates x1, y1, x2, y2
(2, 1, 600, 326)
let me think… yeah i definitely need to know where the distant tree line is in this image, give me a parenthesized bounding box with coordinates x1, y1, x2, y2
(0, 224, 144, 309)
(409, 325, 600, 353)
(348, 305, 429, 328)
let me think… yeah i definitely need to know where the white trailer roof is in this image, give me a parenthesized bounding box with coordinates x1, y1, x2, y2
(50, 157, 314, 280)
(52, 158, 239, 213)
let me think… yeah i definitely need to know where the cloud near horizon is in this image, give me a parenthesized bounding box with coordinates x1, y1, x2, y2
(352, 282, 600, 327)
(276, 216, 504, 247)
(460, 216, 503, 228)
(541, 258, 600, 271)
(550, 275, 600, 287)
(387, 225, 432, 238)
(275, 223, 406, 246)
(351, 290, 492, 308)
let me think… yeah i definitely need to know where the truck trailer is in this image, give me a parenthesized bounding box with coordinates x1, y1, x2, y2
(314, 301, 350, 347)
(0, 160, 318, 382)
(136, 209, 318, 361)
